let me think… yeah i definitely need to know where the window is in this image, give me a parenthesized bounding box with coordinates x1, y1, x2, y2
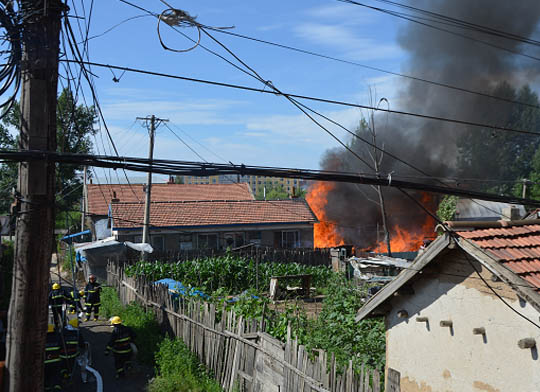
(179, 234, 193, 250)
(248, 231, 261, 245)
(152, 235, 164, 252)
(212, 178, 217, 183)
(198, 233, 218, 249)
(281, 231, 300, 248)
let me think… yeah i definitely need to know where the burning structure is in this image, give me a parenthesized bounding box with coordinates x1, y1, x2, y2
(307, 0, 540, 251)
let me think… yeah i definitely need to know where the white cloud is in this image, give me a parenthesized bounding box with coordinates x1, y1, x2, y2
(294, 23, 402, 61)
(305, 3, 371, 23)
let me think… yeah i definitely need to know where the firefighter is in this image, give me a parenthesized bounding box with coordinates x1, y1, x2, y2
(105, 316, 136, 379)
(67, 289, 84, 315)
(44, 324, 62, 391)
(84, 275, 101, 322)
(59, 318, 85, 380)
(48, 283, 67, 328)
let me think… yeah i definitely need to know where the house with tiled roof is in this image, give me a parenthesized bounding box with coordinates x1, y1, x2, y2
(110, 199, 317, 251)
(84, 183, 254, 240)
(356, 219, 540, 392)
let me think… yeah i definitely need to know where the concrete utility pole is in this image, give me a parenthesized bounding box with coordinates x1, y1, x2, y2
(81, 165, 87, 230)
(6, 1, 64, 391)
(137, 115, 168, 255)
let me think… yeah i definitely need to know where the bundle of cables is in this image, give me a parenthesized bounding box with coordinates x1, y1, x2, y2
(0, 0, 21, 120)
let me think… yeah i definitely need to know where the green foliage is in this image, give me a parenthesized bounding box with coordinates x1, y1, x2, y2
(125, 256, 333, 294)
(255, 182, 289, 200)
(0, 241, 14, 309)
(457, 83, 540, 195)
(436, 195, 458, 222)
(127, 258, 385, 374)
(148, 337, 226, 392)
(0, 89, 97, 219)
(100, 287, 162, 365)
(0, 120, 16, 214)
(306, 275, 385, 371)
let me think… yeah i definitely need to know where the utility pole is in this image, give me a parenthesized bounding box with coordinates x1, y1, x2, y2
(81, 165, 87, 231)
(6, 1, 64, 391)
(136, 115, 168, 257)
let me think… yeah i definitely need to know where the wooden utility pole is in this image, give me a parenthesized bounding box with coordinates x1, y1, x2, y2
(5, 1, 63, 391)
(137, 115, 168, 255)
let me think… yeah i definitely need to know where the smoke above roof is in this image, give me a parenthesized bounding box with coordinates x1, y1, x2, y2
(315, 0, 540, 249)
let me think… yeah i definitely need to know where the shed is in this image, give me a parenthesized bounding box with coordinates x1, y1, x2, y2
(356, 219, 540, 392)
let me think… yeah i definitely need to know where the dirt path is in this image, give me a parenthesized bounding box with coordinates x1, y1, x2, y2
(50, 257, 154, 391)
(74, 319, 154, 392)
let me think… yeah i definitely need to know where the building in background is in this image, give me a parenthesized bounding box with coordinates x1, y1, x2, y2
(85, 183, 254, 240)
(181, 174, 303, 197)
(110, 198, 317, 251)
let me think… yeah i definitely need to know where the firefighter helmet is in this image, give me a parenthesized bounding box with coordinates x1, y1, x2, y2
(47, 324, 55, 333)
(110, 316, 122, 325)
(52, 283, 60, 290)
(68, 318, 79, 328)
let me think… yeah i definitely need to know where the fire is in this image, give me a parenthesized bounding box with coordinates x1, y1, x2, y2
(306, 182, 345, 248)
(374, 193, 436, 253)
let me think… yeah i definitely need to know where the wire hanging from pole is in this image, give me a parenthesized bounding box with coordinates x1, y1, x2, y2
(0, 1, 21, 120)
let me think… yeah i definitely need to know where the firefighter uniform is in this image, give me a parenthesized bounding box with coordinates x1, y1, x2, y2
(60, 320, 85, 380)
(44, 325, 62, 391)
(105, 317, 136, 378)
(49, 284, 67, 328)
(84, 276, 101, 321)
(67, 289, 83, 314)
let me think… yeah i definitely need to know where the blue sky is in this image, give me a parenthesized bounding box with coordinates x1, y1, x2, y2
(73, 0, 408, 181)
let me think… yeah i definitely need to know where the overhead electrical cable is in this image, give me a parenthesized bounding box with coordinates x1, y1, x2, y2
(60, 60, 540, 138)
(370, 0, 540, 48)
(3, 150, 540, 207)
(64, 17, 142, 202)
(338, 0, 540, 63)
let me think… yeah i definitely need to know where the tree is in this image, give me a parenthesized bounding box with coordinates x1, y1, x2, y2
(0, 88, 97, 219)
(255, 182, 289, 200)
(457, 83, 540, 195)
(0, 122, 17, 214)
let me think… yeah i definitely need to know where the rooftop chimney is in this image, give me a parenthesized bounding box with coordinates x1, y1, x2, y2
(502, 206, 521, 221)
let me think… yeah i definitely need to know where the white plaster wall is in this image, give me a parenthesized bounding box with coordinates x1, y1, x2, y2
(386, 271, 540, 391)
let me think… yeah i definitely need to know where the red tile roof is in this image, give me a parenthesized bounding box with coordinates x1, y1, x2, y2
(455, 222, 540, 291)
(111, 199, 318, 229)
(87, 183, 254, 216)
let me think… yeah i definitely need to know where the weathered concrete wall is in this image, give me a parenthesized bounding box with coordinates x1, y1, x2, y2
(385, 250, 540, 392)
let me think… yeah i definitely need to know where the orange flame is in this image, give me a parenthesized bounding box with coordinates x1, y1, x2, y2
(306, 182, 345, 248)
(374, 193, 436, 253)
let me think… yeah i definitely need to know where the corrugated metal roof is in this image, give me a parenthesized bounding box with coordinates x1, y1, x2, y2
(455, 199, 525, 221)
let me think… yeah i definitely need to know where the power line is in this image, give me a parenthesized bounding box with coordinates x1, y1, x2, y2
(370, 0, 540, 48)
(203, 27, 540, 111)
(3, 150, 540, 207)
(63, 17, 142, 202)
(118, 0, 540, 111)
(60, 60, 540, 138)
(338, 0, 540, 63)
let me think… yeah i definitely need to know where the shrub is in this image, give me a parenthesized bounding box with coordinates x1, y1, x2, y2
(148, 337, 225, 392)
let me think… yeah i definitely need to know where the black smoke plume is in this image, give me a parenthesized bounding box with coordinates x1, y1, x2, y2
(315, 0, 540, 250)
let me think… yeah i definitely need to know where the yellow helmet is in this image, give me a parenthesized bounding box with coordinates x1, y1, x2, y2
(47, 324, 55, 333)
(110, 316, 122, 325)
(52, 283, 60, 290)
(79, 290, 85, 297)
(68, 318, 79, 328)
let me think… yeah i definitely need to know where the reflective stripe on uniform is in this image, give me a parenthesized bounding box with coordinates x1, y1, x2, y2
(113, 348, 132, 354)
(115, 337, 130, 343)
(46, 346, 60, 351)
(44, 358, 62, 364)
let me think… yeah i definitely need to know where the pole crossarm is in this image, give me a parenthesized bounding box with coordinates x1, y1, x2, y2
(2, 150, 540, 207)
